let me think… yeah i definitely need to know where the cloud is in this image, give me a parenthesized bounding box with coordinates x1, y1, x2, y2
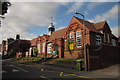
(111, 26, 119, 37)
(66, 2, 84, 14)
(89, 4, 118, 23)
(0, 2, 68, 43)
(87, 2, 104, 11)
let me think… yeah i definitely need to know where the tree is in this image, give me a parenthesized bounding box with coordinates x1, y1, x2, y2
(33, 48, 38, 57)
(8, 49, 14, 57)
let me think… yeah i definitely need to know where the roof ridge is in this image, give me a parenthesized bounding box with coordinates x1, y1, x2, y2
(94, 20, 107, 24)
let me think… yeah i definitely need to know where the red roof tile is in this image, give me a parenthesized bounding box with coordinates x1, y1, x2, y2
(48, 28, 67, 42)
(94, 21, 107, 30)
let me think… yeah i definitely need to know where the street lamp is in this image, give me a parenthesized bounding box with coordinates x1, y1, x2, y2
(74, 11, 88, 71)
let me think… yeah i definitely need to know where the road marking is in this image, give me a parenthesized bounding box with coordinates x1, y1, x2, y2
(9, 65, 14, 67)
(40, 76, 47, 79)
(12, 69, 19, 72)
(59, 72, 63, 76)
(1, 70, 7, 73)
(15, 66, 28, 72)
(40, 68, 43, 71)
(62, 74, 99, 80)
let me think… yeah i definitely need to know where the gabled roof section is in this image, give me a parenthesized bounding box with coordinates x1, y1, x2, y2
(42, 34, 50, 40)
(48, 28, 67, 42)
(31, 38, 38, 46)
(73, 16, 100, 33)
(94, 21, 107, 30)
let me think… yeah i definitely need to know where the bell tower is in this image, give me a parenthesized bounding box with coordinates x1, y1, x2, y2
(48, 17, 55, 35)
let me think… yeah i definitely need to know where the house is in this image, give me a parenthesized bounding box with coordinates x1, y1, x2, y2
(26, 16, 119, 71)
(1, 34, 31, 58)
(47, 28, 67, 58)
(29, 37, 38, 57)
(46, 16, 119, 70)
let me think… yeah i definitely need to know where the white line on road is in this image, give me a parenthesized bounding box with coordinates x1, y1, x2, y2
(40, 76, 53, 80)
(12, 69, 19, 72)
(40, 76, 47, 79)
(15, 66, 28, 72)
(1, 70, 7, 73)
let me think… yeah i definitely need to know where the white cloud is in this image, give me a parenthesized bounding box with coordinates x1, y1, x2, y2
(0, 2, 68, 43)
(89, 4, 118, 23)
(111, 26, 119, 37)
(87, 2, 104, 11)
(66, 2, 84, 14)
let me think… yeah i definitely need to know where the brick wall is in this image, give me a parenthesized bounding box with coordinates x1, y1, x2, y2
(88, 45, 120, 70)
(64, 49, 84, 59)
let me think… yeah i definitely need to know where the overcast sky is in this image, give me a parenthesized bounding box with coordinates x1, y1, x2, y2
(0, 0, 119, 43)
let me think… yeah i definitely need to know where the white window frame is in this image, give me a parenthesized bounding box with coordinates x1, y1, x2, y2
(69, 32, 74, 43)
(47, 43, 52, 54)
(76, 31, 82, 48)
(42, 43, 46, 53)
(112, 39, 116, 46)
(96, 35, 102, 45)
(37, 43, 40, 53)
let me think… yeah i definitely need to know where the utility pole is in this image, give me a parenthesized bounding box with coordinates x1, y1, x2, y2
(75, 11, 88, 71)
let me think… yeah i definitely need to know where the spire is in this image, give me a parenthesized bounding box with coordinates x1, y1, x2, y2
(48, 17, 55, 35)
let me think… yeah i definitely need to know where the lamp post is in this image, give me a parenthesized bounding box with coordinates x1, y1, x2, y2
(74, 11, 88, 71)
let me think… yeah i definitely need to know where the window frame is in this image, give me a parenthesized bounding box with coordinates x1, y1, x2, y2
(95, 35, 102, 45)
(76, 31, 82, 48)
(47, 43, 52, 54)
(42, 42, 46, 53)
(37, 43, 40, 53)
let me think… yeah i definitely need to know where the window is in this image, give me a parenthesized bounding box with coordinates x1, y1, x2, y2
(112, 39, 116, 46)
(42, 43, 46, 52)
(76, 31, 82, 48)
(103, 33, 106, 43)
(47, 43, 52, 54)
(37, 43, 40, 53)
(96, 35, 102, 45)
(69, 32, 74, 43)
(107, 34, 110, 43)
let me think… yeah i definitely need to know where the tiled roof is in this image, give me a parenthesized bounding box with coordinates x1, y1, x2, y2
(31, 38, 38, 46)
(48, 28, 67, 42)
(74, 16, 100, 33)
(94, 21, 107, 30)
(43, 34, 50, 40)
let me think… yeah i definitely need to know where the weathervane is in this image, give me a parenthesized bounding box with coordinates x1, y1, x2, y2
(51, 16, 53, 24)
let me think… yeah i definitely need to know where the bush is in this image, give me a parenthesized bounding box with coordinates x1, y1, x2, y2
(33, 48, 38, 57)
(8, 49, 14, 57)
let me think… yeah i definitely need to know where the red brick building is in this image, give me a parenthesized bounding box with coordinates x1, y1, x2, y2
(27, 16, 119, 70)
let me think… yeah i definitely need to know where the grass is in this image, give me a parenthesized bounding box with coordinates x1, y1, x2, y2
(11, 57, 42, 61)
(53, 58, 84, 63)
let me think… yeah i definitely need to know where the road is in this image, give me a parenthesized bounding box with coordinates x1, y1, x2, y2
(2, 59, 92, 80)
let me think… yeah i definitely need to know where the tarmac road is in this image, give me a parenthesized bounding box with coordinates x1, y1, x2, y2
(2, 59, 93, 80)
